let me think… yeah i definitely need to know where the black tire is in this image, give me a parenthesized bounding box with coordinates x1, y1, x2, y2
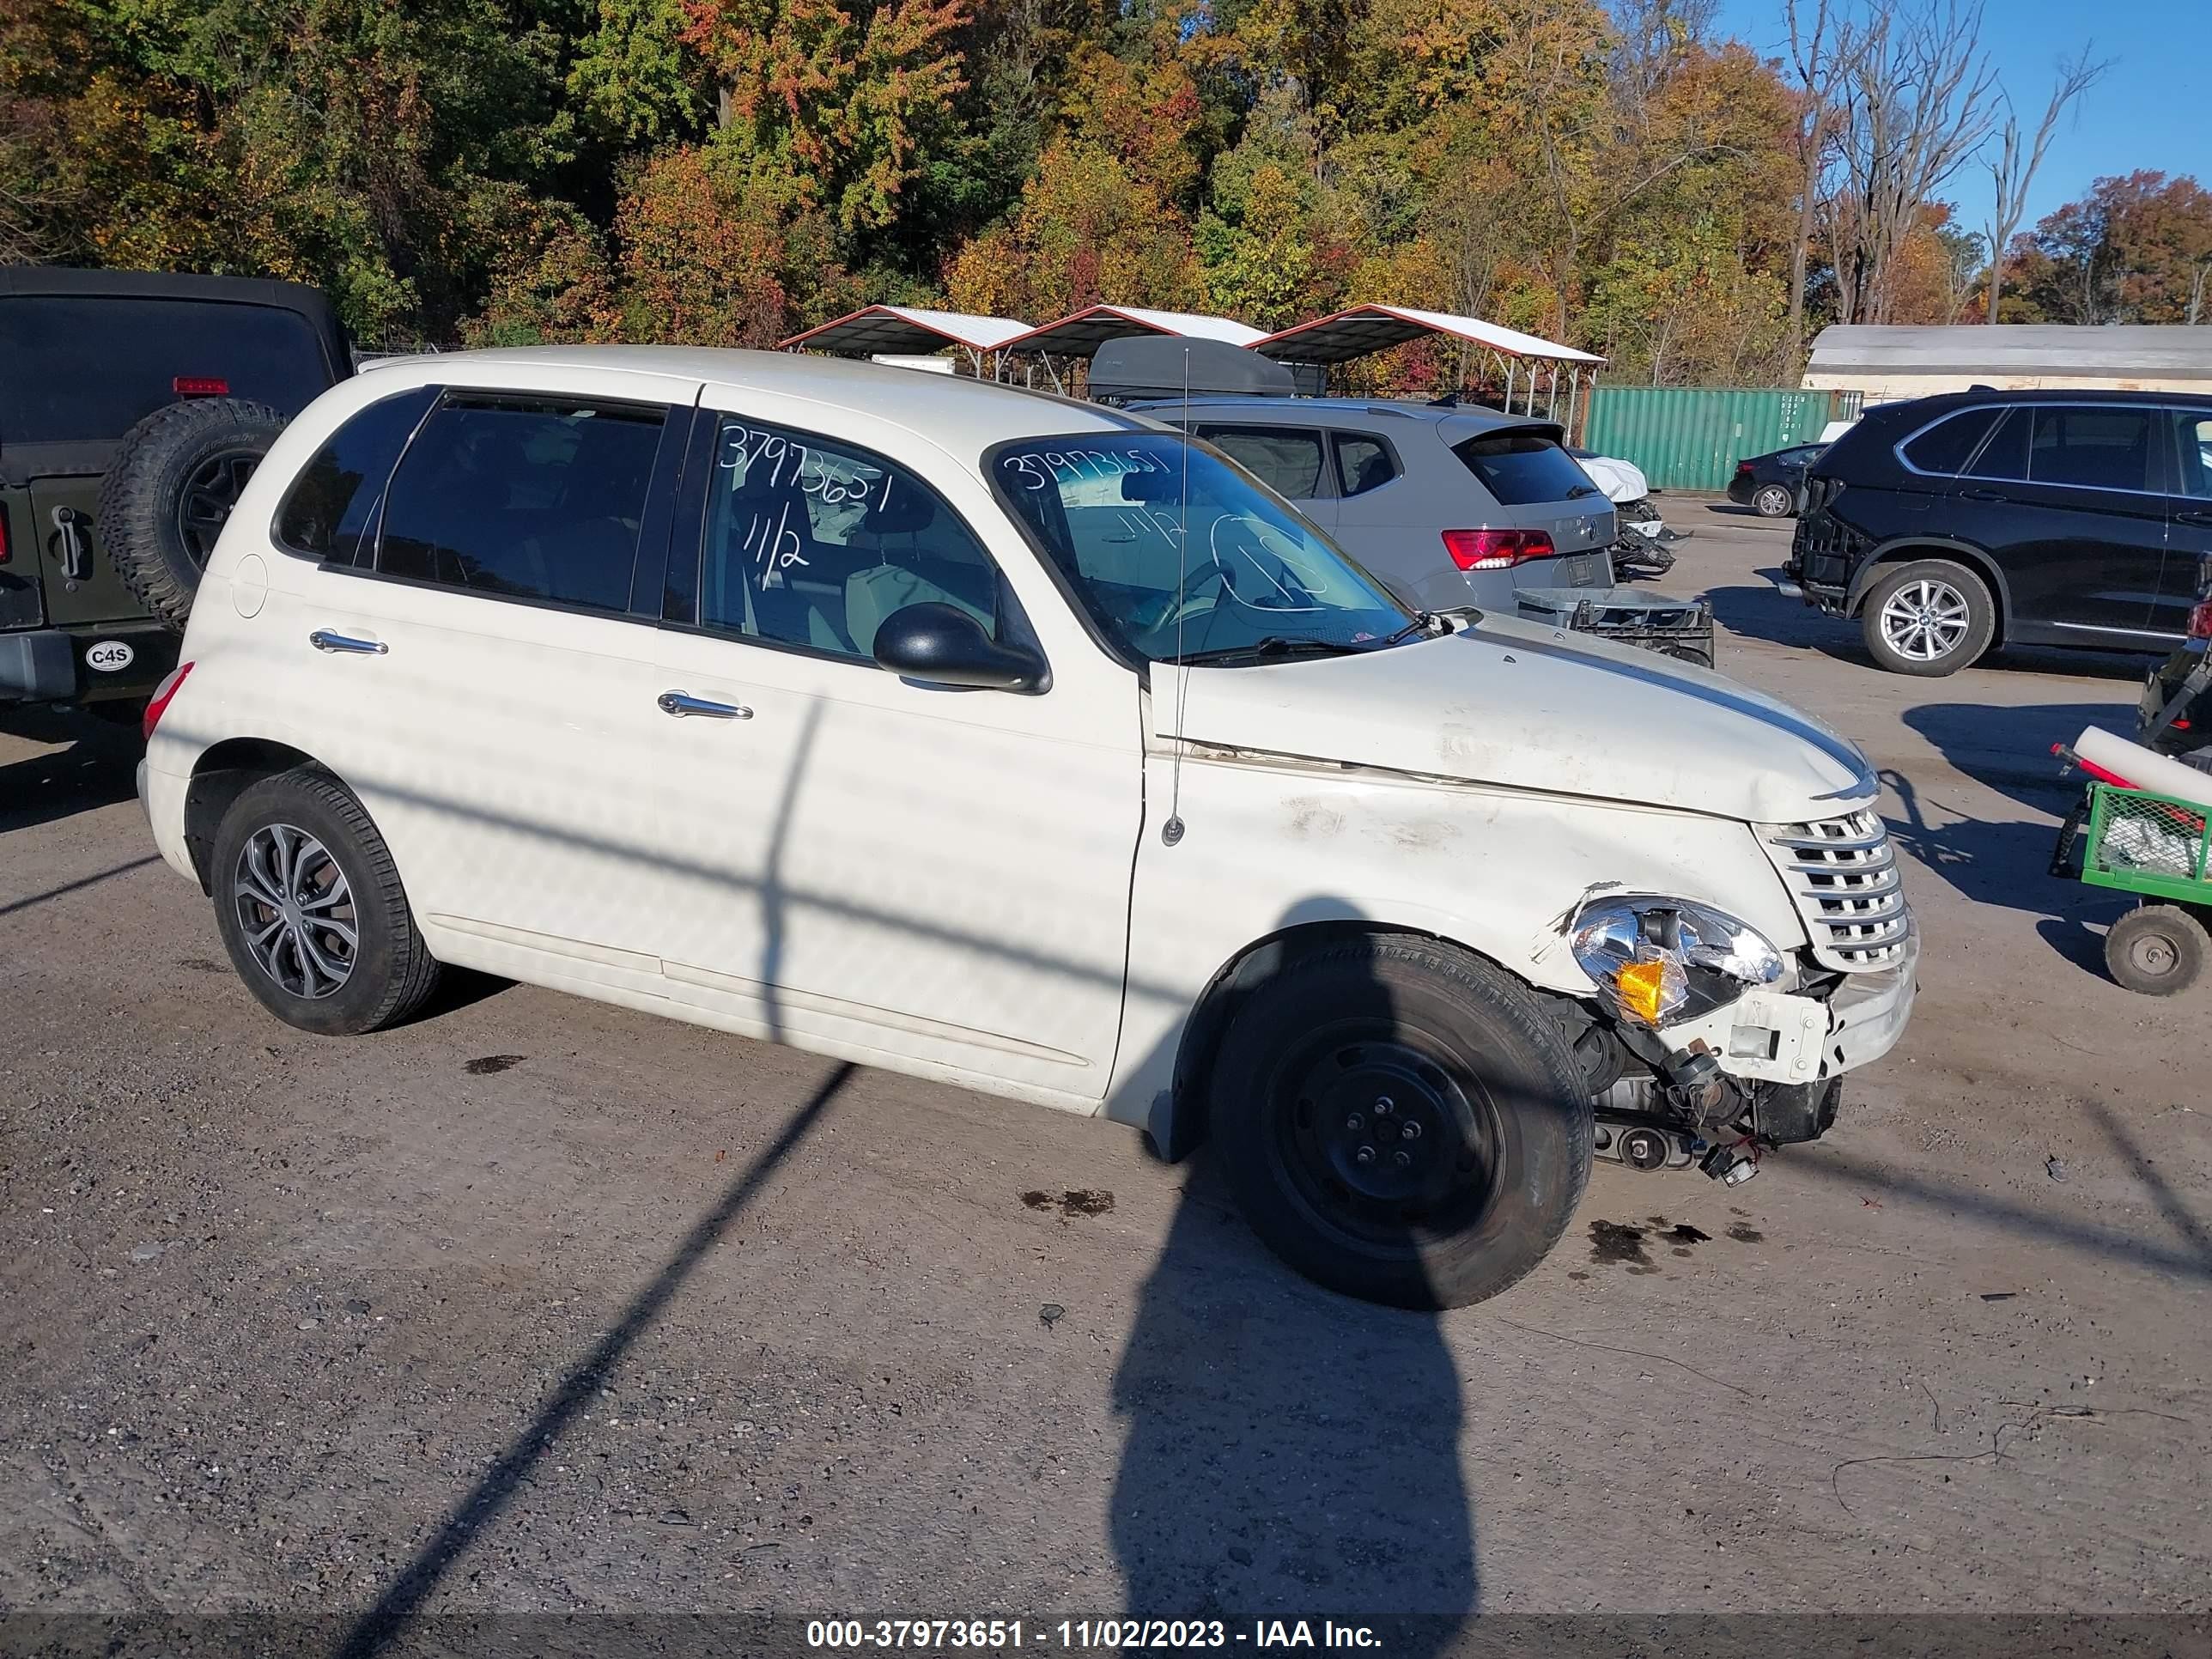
(2104, 905, 2204, 996)
(1752, 483, 1795, 518)
(1208, 935, 1593, 1309)
(96, 398, 288, 633)
(1860, 558, 1996, 678)
(210, 769, 442, 1035)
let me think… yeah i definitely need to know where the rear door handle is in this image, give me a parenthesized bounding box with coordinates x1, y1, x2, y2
(308, 629, 388, 655)
(658, 690, 752, 720)
(2178, 509, 2212, 528)
(1959, 487, 2008, 502)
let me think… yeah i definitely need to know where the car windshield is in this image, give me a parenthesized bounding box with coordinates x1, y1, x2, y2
(990, 432, 1414, 665)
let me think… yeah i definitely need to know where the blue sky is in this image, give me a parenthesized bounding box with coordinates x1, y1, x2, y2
(1712, 0, 2209, 242)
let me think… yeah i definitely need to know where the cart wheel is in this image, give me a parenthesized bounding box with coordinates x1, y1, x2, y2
(2104, 905, 2205, 995)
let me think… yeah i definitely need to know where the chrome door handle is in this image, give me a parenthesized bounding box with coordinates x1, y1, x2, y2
(309, 629, 388, 655)
(658, 690, 751, 720)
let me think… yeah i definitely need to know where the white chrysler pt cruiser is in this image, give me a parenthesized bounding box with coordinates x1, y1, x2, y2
(139, 347, 1916, 1308)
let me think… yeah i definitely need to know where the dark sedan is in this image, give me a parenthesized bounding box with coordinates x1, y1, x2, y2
(1728, 442, 1824, 517)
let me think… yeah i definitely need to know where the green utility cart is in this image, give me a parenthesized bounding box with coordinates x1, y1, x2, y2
(2056, 781, 2212, 994)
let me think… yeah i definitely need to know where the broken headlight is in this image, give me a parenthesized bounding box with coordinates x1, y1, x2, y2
(1570, 896, 1787, 1027)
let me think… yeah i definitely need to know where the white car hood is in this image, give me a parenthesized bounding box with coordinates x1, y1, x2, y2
(1575, 453, 1650, 504)
(1155, 615, 1874, 824)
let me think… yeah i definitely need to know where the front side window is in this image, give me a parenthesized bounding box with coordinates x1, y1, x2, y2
(1196, 425, 1328, 501)
(1454, 431, 1602, 506)
(274, 386, 436, 564)
(992, 433, 1411, 665)
(375, 396, 665, 612)
(696, 415, 1008, 663)
(1334, 433, 1401, 496)
(2029, 406, 2155, 493)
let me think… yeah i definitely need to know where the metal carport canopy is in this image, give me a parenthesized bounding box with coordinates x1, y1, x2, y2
(999, 304, 1268, 359)
(1254, 304, 1604, 366)
(778, 304, 1033, 355)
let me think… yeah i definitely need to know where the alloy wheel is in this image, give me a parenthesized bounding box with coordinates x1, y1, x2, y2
(1878, 577, 1971, 663)
(232, 823, 358, 1000)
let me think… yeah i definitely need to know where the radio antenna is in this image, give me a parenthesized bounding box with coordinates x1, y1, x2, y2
(1163, 342, 1192, 848)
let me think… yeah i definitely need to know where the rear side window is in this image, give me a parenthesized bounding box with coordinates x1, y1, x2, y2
(1899, 408, 2001, 477)
(2030, 406, 2156, 493)
(1452, 431, 1595, 506)
(1334, 433, 1400, 497)
(1199, 426, 1327, 500)
(375, 396, 667, 613)
(1964, 409, 2030, 482)
(0, 296, 333, 445)
(2171, 410, 2212, 500)
(273, 386, 436, 564)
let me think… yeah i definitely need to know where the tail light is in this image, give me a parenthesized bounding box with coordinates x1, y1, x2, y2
(0, 502, 9, 564)
(1735, 461, 1754, 476)
(173, 376, 230, 397)
(143, 660, 193, 741)
(2190, 601, 2212, 640)
(1443, 527, 1556, 571)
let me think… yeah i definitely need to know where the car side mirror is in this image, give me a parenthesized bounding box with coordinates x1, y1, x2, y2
(872, 602, 1048, 693)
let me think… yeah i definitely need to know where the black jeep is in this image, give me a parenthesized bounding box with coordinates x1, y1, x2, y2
(0, 267, 350, 716)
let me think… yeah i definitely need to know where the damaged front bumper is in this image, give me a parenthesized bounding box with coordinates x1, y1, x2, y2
(1590, 929, 1917, 1172)
(1652, 927, 1919, 1089)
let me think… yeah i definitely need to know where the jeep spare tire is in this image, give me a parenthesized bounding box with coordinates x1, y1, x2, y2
(97, 398, 287, 633)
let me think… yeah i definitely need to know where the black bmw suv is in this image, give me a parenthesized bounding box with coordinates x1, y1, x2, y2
(1784, 390, 2212, 676)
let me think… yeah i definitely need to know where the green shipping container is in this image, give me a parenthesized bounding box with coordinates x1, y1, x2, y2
(1583, 387, 1863, 492)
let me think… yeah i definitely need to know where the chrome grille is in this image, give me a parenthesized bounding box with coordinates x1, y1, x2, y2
(1759, 809, 1911, 971)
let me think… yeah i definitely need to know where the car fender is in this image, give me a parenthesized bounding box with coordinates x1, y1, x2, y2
(1844, 533, 2011, 624)
(1103, 747, 1807, 1149)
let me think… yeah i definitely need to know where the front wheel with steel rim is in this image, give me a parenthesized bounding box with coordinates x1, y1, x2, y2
(210, 769, 442, 1035)
(1753, 482, 1796, 518)
(1208, 936, 1592, 1309)
(2104, 904, 2205, 996)
(1861, 558, 1996, 678)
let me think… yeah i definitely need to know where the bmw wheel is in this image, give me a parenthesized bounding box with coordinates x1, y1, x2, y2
(1861, 559, 1996, 678)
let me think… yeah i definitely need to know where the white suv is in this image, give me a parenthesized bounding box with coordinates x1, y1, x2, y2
(138, 346, 1917, 1308)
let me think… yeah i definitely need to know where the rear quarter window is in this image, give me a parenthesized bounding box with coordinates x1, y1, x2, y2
(0, 296, 335, 445)
(1899, 408, 2001, 477)
(274, 386, 439, 564)
(1452, 431, 1596, 506)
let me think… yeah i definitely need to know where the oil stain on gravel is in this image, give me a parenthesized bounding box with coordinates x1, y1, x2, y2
(465, 1054, 526, 1075)
(1589, 1219, 1658, 1273)
(1023, 1188, 1115, 1220)
(1592, 1218, 1716, 1270)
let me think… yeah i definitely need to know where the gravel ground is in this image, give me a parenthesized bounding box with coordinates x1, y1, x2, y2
(3, 506, 2208, 1644)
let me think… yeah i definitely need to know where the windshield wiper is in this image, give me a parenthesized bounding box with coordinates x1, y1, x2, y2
(1370, 610, 1439, 648)
(1172, 636, 1365, 665)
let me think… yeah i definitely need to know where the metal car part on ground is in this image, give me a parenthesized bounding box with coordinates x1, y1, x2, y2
(0, 267, 347, 714)
(140, 345, 1914, 1309)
